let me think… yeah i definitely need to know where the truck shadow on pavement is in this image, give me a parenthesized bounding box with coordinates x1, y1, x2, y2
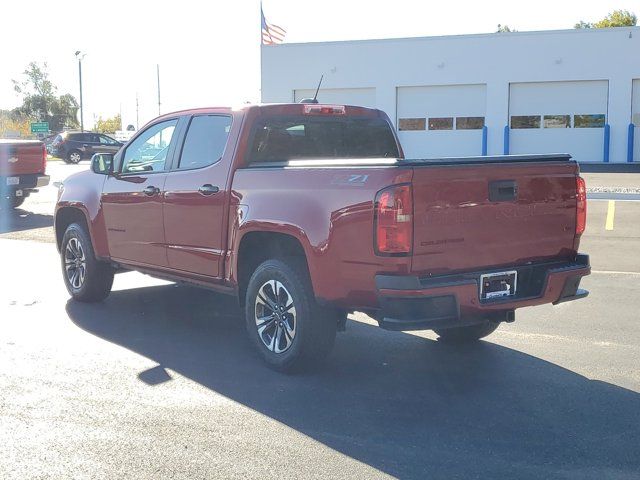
(0, 207, 53, 234)
(66, 284, 640, 479)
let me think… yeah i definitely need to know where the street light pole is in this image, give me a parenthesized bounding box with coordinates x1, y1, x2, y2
(75, 51, 85, 132)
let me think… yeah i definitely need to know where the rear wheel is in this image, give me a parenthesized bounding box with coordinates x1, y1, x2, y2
(66, 150, 82, 164)
(434, 320, 500, 343)
(245, 259, 337, 372)
(61, 223, 114, 302)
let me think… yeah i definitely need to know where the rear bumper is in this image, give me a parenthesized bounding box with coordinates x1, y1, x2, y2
(0, 174, 49, 197)
(375, 254, 590, 331)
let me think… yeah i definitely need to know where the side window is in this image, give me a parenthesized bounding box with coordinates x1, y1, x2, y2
(74, 133, 91, 143)
(121, 119, 177, 174)
(178, 115, 232, 170)
(99, 135, 116, 145)
(87, 133, 100, 143)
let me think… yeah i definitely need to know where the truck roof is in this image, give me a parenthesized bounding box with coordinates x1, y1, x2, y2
(151, 103, 382, 125)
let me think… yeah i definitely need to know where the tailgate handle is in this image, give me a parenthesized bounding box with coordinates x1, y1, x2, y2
(489, 180, 518, 202)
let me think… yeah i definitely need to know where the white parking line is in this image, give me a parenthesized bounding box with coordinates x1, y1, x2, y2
(591, 270, 640, 276)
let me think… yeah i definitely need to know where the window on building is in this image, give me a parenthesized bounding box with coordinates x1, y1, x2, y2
(511, 116, 541, 129)
(178, 115, 232, 170)
(543, 115, 571, 128)
(574, 114, 606, 128)
(456, 117, 485, 130)
(398, 118, 426, 131)
(428, 117, 454, 130)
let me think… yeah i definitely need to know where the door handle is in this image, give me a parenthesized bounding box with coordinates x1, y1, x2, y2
(198, 184, 219, 196)
(143, 185, 160, 196)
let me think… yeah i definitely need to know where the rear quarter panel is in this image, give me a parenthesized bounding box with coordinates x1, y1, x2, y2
(229, 166, 413, 309)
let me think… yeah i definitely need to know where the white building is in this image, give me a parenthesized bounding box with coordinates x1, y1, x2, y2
(261, 27, 640, 163)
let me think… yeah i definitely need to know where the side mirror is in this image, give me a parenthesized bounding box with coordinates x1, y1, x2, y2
(91, 153, 114, 175)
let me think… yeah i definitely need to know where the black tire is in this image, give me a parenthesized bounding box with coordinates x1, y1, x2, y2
(434, 320, 500, 343)
(245, 258, 337, 372)
(61, 223, 114, 302)
(11, 196, 25, 209)
(66, 149, 82, 164)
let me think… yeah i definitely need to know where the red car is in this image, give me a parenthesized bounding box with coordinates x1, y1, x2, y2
(54, 103, 590, 371)
(1, 139, 49, 209)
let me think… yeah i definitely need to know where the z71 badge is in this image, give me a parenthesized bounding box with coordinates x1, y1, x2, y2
(331, 174, 370, 186)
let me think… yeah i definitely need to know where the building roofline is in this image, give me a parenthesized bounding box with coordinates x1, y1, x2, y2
(264, 26, 640, 49)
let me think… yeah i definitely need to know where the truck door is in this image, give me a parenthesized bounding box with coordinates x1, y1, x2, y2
(162, 114, 234, 279)
(101, 118, 179, 267)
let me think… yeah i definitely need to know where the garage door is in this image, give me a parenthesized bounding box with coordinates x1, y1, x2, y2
(396, 84, 487, 158)
(509, 81, 608, 163)
(293, 87, 376, 108)
(633, 80, 640, 162)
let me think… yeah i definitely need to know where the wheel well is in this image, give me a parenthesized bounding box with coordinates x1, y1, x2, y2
(55, 207, 89, 251)
(237, 232, 310, 306)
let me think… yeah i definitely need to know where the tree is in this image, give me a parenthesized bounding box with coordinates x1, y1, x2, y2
(11, 62, 79, 133)
(0, 110, 31, 138)
(575, 9, 637, 29)
(574, 20, 592, 29)
(94, 114, 122, 134)
(496, 24, 517, 33)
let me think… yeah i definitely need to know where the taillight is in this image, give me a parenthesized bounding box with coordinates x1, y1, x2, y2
(41, 143, 47, 172)
(576, 176, 586, 235)
(374, 184, 413, 255)
(303, 104, 346, 115)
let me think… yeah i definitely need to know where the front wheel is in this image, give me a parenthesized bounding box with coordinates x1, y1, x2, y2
(61, 223, 114, 302)
(245, 259, 337, 372)
(434, 320, 500, 343)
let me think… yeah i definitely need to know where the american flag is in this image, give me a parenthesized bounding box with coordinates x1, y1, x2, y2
(261, 5, 286, 45)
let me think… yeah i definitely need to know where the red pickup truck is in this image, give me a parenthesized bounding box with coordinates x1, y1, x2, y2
(54, 103, 590, 371)
(1, 139, 49, 209)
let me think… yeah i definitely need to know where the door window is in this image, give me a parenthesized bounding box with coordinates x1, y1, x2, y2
(121, 119, 177, 173)
(178, 115, 232, 170)
(99, 135, 118, 145)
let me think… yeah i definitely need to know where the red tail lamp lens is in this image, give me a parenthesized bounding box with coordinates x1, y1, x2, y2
(576, 176, 586, 235)
(375, 184, 413, 255)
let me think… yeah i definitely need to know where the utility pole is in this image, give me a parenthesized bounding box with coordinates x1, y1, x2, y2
(75, 51, 85, 132)
(156, 64, 161, 116)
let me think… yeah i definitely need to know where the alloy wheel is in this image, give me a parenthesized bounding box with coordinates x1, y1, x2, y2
(255, 279, 297, 354)
(64, 237, 87, 289)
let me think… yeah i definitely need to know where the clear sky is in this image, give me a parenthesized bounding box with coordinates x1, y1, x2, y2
(1, 0, 637, 130)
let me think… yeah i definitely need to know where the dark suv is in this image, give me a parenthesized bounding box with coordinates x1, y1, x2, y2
(50, 132, 123, 164)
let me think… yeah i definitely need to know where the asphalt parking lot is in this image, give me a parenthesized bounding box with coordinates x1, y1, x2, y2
(1, 161, 639, 479)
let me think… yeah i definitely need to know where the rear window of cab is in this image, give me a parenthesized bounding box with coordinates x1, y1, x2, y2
(248, 115, 399, 163)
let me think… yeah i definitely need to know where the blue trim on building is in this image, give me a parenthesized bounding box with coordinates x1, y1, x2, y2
(503, 125, 509, 155)
(603, 124, 610, 163)
(481, 125, 488, 156)
(628, 123, 635, 163)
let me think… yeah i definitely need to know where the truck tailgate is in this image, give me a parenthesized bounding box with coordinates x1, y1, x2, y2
(410, 159, 579, 275)
(0, 140, 45, 176)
